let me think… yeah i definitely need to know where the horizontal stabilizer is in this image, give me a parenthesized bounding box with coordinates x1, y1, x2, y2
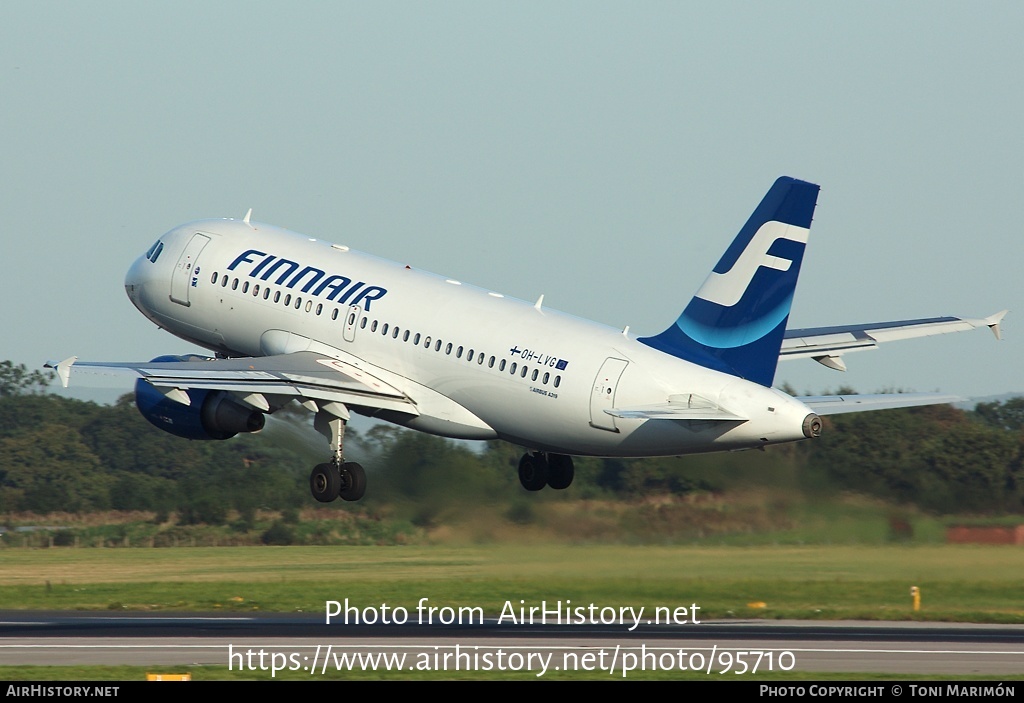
(798, 393, 963, 416)
(607, 394, 747, 422)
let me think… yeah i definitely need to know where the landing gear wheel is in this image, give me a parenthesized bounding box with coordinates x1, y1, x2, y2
(547, 454, 575, 490)
(310, 462, 341, 503)
(518, 453, 548, 491)
(338, 461, 367, 502)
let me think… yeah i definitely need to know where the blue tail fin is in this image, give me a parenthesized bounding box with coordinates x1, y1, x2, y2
(638, 176, 820, 386)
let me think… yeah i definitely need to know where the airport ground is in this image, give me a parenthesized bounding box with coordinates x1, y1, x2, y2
(0, 544, 1022, 680)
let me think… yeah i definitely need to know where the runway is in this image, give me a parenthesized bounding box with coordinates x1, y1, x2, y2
(1, 612, 1022, 676)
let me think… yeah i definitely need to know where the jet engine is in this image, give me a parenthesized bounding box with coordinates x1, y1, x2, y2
(134, 355, 265, 440)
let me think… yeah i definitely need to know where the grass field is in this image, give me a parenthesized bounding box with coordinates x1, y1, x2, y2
(0, 544, 1022, 621)
(1, 544, 1021, 681)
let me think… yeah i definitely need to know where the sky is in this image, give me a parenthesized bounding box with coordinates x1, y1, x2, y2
(2, 1, 1020, 405)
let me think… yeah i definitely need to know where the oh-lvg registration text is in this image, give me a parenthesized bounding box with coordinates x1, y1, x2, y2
(326, 598, 701, 631)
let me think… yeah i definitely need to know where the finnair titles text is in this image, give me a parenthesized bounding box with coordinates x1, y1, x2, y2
(228, 249, 388, 311)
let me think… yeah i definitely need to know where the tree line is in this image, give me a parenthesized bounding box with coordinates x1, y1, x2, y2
(0, 361, 1022, 518)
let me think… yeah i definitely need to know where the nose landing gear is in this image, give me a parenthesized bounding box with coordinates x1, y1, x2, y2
(308, 403, 366, 502)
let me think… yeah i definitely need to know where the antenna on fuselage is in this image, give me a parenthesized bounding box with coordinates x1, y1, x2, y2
(534, 294, 544, 310)
(242, 208, 253, 228)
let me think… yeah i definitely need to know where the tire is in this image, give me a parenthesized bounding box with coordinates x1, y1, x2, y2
(518, 453, 548, 491)
(339, 461, 367, 501)
(546, 454, 575, 490)
(310, 462, 341, 503)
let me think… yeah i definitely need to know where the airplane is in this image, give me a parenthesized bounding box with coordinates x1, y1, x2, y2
(47, 177, 1006, 503)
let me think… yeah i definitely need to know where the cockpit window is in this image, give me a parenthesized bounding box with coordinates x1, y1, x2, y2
(145, 241, 164, 263)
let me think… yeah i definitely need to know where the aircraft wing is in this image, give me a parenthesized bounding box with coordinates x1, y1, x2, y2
(780, 310, 1006, 371)
(797, 393, 962, 416)
(45, 351, 419, 416)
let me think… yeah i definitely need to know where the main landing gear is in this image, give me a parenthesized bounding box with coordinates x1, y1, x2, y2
(310, 461, 366, 502)
(518, 452, 575, 491)
(308, 403, 366, 502)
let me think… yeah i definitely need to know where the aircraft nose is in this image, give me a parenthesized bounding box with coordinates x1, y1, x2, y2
(125, 238, 164, 310)
(124, 254, 148, 306)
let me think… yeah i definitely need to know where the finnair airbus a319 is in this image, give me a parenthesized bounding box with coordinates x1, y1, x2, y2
(48, 177, 1005, 502)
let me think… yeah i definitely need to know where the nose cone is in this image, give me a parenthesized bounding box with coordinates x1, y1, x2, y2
(124, 254, 149, 309)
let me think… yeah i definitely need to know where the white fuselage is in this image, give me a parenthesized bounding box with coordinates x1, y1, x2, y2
(124, 219, 815, 456)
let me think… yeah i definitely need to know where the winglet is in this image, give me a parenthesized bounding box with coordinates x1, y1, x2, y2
(984, 310, 1008, 341)
(44, 356, 78, 388)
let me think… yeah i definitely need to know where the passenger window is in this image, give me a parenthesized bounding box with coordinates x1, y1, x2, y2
(382, 323, 389, 335)
(332, 308, 339, 321)
(403, 330, 410, 342)
(414, 333, 421, 345)
(284, 294, 292, 306)
(478, 353, 484, 365)
(488, 356, 495, 368)
(543, 372, 549, 384)
(274, 291, 281, 303)
(242, 281, 249, 293)
(521, 366, 528, 378)
(510, 362, 517, 374)
(554, 375, 561, 388)
(531, 369, 538, 381)
(231, 278, 239, 290)
(393, 327, 400, 339)
(221, 275, 228, 287)
(253, 284, 260, 296)
(360, 318, 368, 329)
(211, 272, 218, 284)
(499, 359, 506, 371)
(264, 288, 271, 300)
(456, 346, 463, 359)
(371, 320, 378, 332)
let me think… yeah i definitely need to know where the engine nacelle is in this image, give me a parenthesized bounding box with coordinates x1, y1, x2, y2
(135, 355, 266, 440)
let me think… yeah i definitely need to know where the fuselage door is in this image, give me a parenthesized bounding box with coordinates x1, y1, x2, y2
(590, 357, 629, 432)
(343, 304, 362, 343)
(169, 233, 211, 306)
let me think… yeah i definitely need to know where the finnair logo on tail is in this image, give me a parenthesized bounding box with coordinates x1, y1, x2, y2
(695, 221, 809, 308)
